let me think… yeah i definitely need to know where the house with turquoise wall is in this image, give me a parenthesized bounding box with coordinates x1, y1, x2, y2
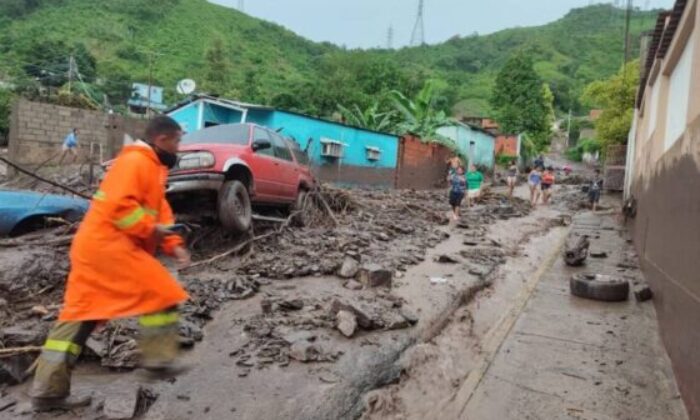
(166, 95, 400, 186)
(437, 122, 496, 169)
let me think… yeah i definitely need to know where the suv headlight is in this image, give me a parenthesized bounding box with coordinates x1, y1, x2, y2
(177, 152, 215, 170)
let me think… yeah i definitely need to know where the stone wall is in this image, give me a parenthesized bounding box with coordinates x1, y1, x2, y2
(8, 99, 147, 167)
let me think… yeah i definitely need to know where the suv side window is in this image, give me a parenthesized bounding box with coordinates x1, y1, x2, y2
(253, 127, 274, 157)
(270, 132, 294, 162)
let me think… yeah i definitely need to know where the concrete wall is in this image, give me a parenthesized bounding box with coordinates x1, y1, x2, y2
(8, 99, 147, 167)
(627, 2, 700, 415)
(395, 135, 452, 190)
(437, 123, 495, 168)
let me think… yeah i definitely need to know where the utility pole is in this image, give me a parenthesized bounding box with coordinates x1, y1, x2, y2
(144, 50, 164, 118)
(410, 0, 425, 46)
(67, 55, 74, 93)
(387, 25, 394, 49)
(566, 109, 572, 149)
(623, 0, 633, 66)
(238, 0, 244, 12)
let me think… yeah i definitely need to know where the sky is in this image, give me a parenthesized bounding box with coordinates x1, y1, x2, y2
(209, 0, 675, 49)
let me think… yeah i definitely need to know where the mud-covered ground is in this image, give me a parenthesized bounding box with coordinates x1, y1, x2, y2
(0, 160, 598, 418)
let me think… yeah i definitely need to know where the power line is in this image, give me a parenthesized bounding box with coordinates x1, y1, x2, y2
(410, 0, 425, 46)
(387, 25, 394, 49)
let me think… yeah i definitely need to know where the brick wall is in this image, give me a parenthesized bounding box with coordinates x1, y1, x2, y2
(8, 99, 147, 167)
(395, 135, 452, 190)
(495, 135, 518, 157)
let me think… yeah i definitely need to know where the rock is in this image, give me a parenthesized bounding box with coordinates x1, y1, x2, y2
(336, 310, 358, 337)
(376, 232, 390, 241)
(634, 285, 653, 302)
(103, 385, 140, 419)
(282, 331, 316, 345)
(260, 299, 273, 314)
(85, 337, 107, 358)
(590, 251, 608, 258)
(343, 280, 363, 290)
(0, 395, 17, 412)
(30, 305, 49, 317)
(384, 312, 410, 330)
(289, 341, 321, 362)
(338, 257, 360, 279)
(330, 299, 374, 329)
(0, 327, 42, 346)
(400, 308, 420, 325)
(435, 254, 459, 263)
(357, 264, 393, 288)
(278, 298, 304, 311)
(0, 298, 7, 310)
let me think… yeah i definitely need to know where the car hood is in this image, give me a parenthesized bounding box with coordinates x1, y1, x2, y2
(0, 189, 89, 235)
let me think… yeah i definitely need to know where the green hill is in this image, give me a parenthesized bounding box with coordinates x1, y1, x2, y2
(0, 0, 658, 118)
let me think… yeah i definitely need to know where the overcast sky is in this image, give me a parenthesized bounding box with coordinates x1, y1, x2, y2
(209, 0, 675, 48)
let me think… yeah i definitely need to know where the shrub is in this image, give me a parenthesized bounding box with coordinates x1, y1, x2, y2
(496, 154, 517, 167)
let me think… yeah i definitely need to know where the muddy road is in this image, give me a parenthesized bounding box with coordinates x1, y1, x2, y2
(2, 178, 663, 420)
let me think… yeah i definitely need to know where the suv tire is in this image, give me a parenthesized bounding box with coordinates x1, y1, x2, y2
(218, 180, 252, 233)
(290, 189, 311, 227)
(570, 274, 629, 302)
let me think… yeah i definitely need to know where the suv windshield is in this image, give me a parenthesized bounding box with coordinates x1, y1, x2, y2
(182, 124, 250, 145)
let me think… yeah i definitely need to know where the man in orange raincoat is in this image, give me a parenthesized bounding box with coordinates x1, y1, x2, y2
(30, 116, 191, 411)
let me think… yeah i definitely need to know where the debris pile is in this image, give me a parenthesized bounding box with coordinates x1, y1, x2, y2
(0, 186, 532, 382)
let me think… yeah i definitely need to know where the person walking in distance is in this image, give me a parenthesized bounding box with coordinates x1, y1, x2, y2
(448, 165, 467, 221)
(528, 166, 543, 206)
(30, 116, 191, 412)
(506, 159, 518, 198)
(540, 166, 555, 205)
(446, 154, 461, 186)
(59, 128, 79, 164)
(589, 169, 604, 211)
(466, 163, 484, 208)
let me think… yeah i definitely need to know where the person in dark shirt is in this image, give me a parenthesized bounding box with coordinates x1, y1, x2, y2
(448, 165, 467, 221)
(589, 169, 603, 211)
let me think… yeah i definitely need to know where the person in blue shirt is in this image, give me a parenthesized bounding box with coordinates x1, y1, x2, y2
(528, 165, 543, 206)
(448, 165, 467, 221)
(60, 128, 79, 164)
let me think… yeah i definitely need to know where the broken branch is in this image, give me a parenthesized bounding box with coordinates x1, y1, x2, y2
(0, 156, 90, 199)
(0, 346, 42, 358)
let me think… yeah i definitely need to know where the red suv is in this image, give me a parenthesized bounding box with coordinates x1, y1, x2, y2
(166, 123, 316, 233)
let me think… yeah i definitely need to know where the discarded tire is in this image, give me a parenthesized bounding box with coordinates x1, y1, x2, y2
(218, 180, 252, 233)
(570, 274, 629, 302)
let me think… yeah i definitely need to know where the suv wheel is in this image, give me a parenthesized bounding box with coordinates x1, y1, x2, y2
(218, 180, 252, 233)
(290, 189, 312, 227)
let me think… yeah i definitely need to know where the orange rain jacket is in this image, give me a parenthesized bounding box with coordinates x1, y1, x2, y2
(59, 142, 189, 321)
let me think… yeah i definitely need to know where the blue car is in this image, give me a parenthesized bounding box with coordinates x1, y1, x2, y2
(0, 190, 89, 237)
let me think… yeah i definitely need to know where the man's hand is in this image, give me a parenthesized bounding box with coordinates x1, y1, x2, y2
(172, 246, 191, 269)
(154, 224, 173, 242)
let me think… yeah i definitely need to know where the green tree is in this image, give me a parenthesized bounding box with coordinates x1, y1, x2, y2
(490, 51, 553, 150)
(389, 79, 455, 146)
(337, 102, 396, 133)
(0, 89, 13, 143)
(580, 60, 639, 147)
(202, 36, 231, 95)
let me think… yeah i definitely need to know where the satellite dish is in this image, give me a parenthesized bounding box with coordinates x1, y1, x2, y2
(176, 79, 196, 95)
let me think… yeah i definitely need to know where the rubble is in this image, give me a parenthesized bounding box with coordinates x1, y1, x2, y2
(338, 257, 360, 278)
(0, 187, 531, 381)
(634, 285, 653, 302)
(103, 384, 141, 420)
(336, 310, 358, 337)
(357, 264, 393, 288)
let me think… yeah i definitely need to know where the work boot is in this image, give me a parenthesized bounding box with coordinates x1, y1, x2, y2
(31, 393, 92, 412)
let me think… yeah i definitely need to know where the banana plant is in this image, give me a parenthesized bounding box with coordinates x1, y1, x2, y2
(337, 102, 397, 133)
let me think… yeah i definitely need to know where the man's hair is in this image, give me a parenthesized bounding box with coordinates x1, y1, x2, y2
(146, 116, 182, 141)
(595, 169, 601, 174)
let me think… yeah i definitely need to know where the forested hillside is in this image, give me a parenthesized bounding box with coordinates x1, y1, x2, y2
(0, 0, 659, 119)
